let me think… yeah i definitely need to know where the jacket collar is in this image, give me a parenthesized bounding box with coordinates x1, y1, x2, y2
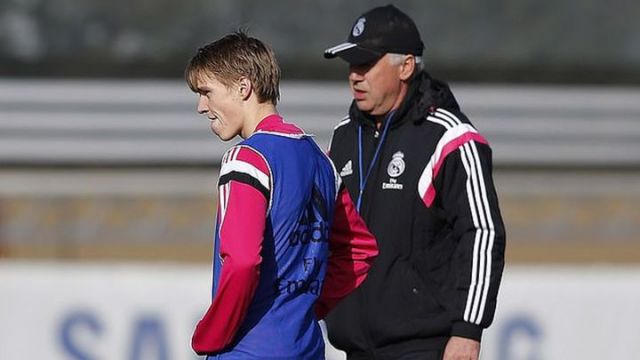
(349, 71, 460, 129)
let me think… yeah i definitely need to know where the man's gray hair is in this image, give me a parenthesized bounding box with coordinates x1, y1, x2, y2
(387, 53, 424, 77)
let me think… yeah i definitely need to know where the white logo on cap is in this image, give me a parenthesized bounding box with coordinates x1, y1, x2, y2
(352, 17, 366, 37)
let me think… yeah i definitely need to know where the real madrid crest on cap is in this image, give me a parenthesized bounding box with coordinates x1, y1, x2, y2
(352, 17, 366, 37)
(387, 151, 405, 178)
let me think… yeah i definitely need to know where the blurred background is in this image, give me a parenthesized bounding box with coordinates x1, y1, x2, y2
(1, 0, 640, 359)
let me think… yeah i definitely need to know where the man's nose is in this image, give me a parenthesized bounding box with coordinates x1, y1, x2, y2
(349, 69, 364, 82)
(349, 65, 368, 82)
(196, 95, 208, 114)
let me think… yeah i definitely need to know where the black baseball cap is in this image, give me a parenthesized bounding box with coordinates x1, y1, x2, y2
(324, 5, 424, 65)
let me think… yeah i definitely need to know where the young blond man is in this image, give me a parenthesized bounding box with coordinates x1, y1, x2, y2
(185, 32, 378, 360)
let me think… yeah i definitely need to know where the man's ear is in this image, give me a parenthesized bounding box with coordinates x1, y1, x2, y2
(238, 77, 252, 100)
(399, 55, 416, 81)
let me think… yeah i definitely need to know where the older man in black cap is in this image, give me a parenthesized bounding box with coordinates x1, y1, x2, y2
(323, 5, 506, 360)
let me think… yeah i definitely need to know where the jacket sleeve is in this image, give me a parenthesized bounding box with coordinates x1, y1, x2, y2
(315, 186, 379, 320)
(192, 146, 270, 355)
(431, 139, 506, 341)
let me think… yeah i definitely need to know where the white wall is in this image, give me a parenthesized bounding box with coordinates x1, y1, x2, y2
(1, 262, 639, 360)
(3, 80, 640, 167)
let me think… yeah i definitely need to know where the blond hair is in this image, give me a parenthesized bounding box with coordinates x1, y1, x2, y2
(185, 31, 281, 105)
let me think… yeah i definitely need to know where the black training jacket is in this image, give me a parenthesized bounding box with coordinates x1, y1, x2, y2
(326, 72, 506, 358)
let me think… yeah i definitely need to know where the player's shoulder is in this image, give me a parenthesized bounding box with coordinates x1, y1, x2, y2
(424, 108, 473, 130)
(421, 107, 490, 150)
(330, 115, 355, 145)
(221, 145, 270, 176)
(333, 115, 353, 132)
(328, 114, 355, 154)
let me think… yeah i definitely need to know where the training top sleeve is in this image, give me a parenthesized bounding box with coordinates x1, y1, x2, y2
(315, 186, 379, 319)
(192, 145, 271, 355)
(418, 110, 506, 341)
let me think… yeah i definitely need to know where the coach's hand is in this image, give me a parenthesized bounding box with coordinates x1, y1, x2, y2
(443, 336, 480, 360)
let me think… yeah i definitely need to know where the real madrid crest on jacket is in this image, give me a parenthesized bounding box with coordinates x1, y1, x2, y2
(326, 71, 506, 355)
